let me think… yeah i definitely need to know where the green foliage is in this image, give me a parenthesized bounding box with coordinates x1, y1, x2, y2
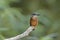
(0, 0, 60, 40)
(0, 35, 5, 40)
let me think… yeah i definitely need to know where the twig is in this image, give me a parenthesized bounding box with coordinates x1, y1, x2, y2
(5, 26, 35, 40)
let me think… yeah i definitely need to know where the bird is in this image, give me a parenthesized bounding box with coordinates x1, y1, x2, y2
(30, 13, 39, 27)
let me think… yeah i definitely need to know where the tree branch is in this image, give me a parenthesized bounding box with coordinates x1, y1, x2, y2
(5, 26, 35, 40)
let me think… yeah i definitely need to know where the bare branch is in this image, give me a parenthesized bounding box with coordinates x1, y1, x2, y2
(5, 26, 35, 40)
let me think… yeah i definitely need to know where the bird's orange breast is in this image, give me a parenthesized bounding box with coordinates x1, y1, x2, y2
(30, 17, 38, 26)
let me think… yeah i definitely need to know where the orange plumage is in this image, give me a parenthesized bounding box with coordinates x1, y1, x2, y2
(30, 16, 38, 27)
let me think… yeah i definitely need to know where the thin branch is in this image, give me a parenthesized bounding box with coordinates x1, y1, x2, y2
(5, 26, 35, 40)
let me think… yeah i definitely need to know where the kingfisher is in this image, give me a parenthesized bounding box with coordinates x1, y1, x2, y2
(30, 13, 39, 27)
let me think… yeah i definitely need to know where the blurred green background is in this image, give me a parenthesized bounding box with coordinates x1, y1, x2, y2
(0, 0, 60, 40)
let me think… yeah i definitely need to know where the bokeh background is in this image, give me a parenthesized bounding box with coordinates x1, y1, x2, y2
(0, 0, 60, 40)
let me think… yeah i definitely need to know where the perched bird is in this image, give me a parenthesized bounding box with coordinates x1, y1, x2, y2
(30, 13, 39, 27)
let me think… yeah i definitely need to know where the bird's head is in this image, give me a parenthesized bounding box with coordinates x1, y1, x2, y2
(31, 13, 40, 19)
(32, 13, 40, 16)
